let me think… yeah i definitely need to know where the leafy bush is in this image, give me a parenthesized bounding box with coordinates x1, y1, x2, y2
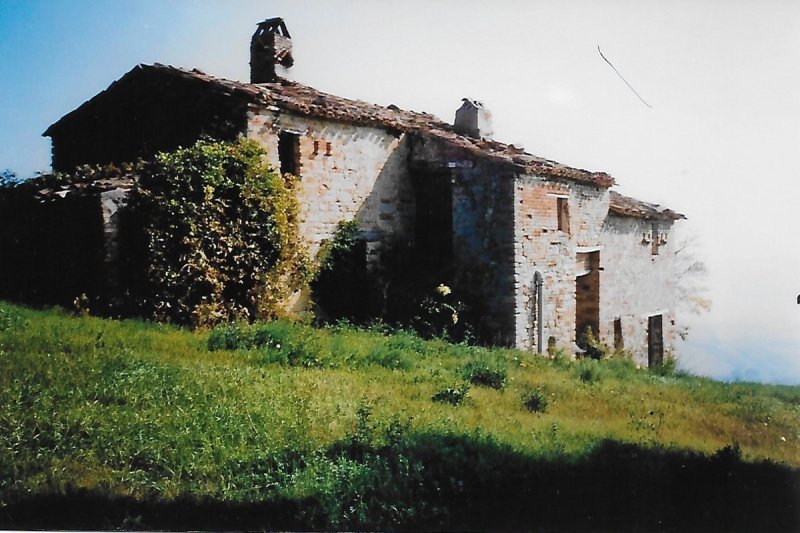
(576, 358, 605, 384)
(412, 284, 473, 343)
(462, 358, 507, 389)
(125, 138, 309, 327)
(432, 383, 470, 406)
(522, 387, 548, 413)
(206, 322, 251, 351)
(579, 326, 612, 360)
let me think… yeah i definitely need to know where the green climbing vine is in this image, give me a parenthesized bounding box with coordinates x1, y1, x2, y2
(125, 138, 310, 327)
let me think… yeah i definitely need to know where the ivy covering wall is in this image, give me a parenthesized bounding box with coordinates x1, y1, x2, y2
(122, 138, 309, 327)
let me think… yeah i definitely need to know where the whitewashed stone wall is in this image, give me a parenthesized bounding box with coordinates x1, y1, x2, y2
(99, 187, 130, 308)
(599, 215, 679, 366)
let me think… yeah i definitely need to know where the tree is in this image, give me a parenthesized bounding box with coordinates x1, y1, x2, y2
(0, 169, 17, 186)
(673, 232, 711, 340)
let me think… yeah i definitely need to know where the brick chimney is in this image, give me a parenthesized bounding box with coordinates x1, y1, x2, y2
(250, 17, 293, 83)
(453, 98, 493, 139)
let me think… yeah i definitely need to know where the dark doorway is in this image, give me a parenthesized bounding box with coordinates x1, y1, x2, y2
(575, 251, 600, 347)
(312, 238, 381, 324)
(648, 314, 664, 367)
(613, 318, 624, 351)
(412, 172, 453, 267)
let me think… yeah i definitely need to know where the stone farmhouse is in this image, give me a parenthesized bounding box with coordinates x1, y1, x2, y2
(19, 18, 686, 366)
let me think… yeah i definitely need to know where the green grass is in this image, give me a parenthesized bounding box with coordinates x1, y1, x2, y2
(1, 301, 799, 530)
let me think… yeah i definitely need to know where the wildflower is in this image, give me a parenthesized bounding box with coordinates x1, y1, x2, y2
(780, 436, 786, 442)
(436, 284, 452, 297)
(451, 312, 459, 324)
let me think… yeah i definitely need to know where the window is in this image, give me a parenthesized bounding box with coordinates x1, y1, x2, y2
(278, 132, 300, 176)
(557, 197, 569, 233)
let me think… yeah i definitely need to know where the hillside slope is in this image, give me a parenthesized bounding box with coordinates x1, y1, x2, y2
(1, 302, 798, 530)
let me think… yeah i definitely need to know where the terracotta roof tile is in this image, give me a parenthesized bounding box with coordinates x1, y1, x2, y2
(117, 64, 615, 187)
(608, 190, 685, 221)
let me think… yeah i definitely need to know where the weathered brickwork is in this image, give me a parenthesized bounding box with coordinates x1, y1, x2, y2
(244, 106, 683, 359)
(246, 107, 414, 265)
(513, 176, 610, 351)
(512, 174, 679, 362)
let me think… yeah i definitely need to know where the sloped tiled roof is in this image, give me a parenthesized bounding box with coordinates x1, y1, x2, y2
(44, 63, 688, 220)
(608, 191, 685, 221)
(46, 63, 614, 187)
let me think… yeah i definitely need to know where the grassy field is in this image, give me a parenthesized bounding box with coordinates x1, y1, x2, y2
(1, 301, 798, 530)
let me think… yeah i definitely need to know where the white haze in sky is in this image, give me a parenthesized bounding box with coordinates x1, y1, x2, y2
(1, 0, 798, 383)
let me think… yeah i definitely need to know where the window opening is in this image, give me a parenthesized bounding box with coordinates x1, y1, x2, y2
(278, 132, 300, 175)
(557, 197, 570, 233)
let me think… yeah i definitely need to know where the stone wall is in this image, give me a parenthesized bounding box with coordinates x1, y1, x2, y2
(512, 173, 679, 363)
(246, 107, 415, 265)
(408, 135, 517, 345)
(513, 176, 610, 352)
(450, 164, 516, 345)
(599, 215, 679, 366)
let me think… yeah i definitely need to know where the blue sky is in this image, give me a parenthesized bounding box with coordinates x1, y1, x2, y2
(1, 0, 798, 384)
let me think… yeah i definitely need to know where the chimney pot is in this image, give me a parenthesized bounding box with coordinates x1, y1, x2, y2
(453, 98, 493, 139)
(250, 17, 293, 83)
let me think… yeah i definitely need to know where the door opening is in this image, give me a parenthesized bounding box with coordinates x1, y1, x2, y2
(648, 314, 664, 367)
(413, 172, 453, 267)
(575, 251, 600, 348)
